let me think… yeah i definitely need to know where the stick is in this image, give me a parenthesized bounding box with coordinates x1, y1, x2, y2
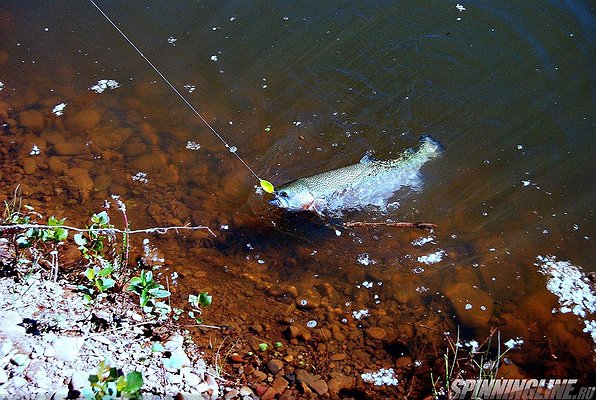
(343, 221, 437, 231)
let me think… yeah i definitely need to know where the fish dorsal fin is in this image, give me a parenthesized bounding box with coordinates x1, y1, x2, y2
(359, 151, 376, 164)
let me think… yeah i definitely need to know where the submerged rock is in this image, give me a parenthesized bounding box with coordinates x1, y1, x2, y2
(444, 282, 494, 329)
(22, 157, 37, 174)
(65, 109, 100, 133)
(18, 110, 44, 132)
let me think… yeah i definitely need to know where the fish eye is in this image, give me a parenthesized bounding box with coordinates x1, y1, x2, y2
(279, 191, 288, 198)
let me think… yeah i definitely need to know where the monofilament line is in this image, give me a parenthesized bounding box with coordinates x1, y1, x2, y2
(88, 0, 262, 182)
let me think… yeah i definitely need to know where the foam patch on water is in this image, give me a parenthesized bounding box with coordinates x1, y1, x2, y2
(52, 102, 67, 116)
(537, 255, 596, 348)
(0, 81, 4, 91)
(361, 368, 399, 386)
(411, 236, 435, 247)
(417, 250, 446, 264)
(90, 79, 120, 93)
(357, 253, 376, 266)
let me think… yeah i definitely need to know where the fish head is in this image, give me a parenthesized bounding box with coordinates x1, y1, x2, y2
(269, 180, 316, 212)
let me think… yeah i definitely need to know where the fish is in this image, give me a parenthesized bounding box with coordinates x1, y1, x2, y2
(269, 135, 444, 215)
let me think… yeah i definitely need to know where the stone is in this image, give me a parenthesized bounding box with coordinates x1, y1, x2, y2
(330, 353, 346, 361)
(266, 359, 284, 375)
(254, 385, 268, 397)
(0, 340, 12, 358)
(52, 389, 70, 400)
(164, 334, 184, 351)
(195, 382, 210, 393)
(224, 389, 239, 399)
(122, 142, 147, 157)
(18, 110, 44, 131)
(261, 387, 276, 400)
(271, 376, 289, 394)
(166, 372, 183, 384)
(328, 375, 355, 394)
(252, 370, 267, 383)
(444, 282, 494, 329)
(22, 157, 37, 174)
(69, 370, 90, 390)
(64, 168, 94, 191)
(295, 289, 322, 309)
(11, 353, 30, 370)
(11, 376, 28, 388)
(43, 344, 56, 358)
(0, 311, 27, 337)
(53, 142, 90, 156)
(94, 127, 132, 149)
(365, 326, 387, 340)
(295, 369, 315, 386)
(266, 284, 298, 298)
(185, 372, 201, 386)
(239, 386, 253, 396)
(93, 174, 112, 191)
(65, 109, 101, 133)
(309, 380, 328, 396)
(48, 157, 66, 173)
(0, 369, 7, 384)
(26, 362, 48, 386)
(52, 336, 81, 362)
(41, 130, 65, 144)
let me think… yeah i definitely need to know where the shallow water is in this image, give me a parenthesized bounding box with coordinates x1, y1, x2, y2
(1, 0, 594, 395)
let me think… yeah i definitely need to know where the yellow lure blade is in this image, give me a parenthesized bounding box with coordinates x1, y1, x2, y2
(260, 179, 275, 194)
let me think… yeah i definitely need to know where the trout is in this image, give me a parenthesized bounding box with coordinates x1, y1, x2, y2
(269, 135, 443, 215)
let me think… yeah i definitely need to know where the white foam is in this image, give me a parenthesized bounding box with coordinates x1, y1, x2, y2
(537, 255, 596, 348)
(52, 102, 67, 116)
(90, 79, 120, 93)
(417, 250, 446, 265)
(361, 368, 399, 386)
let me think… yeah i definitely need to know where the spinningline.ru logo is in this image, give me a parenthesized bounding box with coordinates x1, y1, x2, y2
(451, 379, 595, 399)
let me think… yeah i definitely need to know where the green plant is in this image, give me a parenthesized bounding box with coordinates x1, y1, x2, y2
(430, 328, 513, 399)
(83, 359, 143, 399)
(187, 292, 212, 323)
(127, 270, 171, 315)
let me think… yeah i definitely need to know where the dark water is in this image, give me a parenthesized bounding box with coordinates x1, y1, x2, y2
(1, 0, 595, 395)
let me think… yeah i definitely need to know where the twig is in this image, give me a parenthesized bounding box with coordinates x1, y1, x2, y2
(0, 223, 216, 237)
(343, 221, 437, 231)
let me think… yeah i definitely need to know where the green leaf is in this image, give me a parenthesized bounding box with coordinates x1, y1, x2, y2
(74, 233, 87, 246)
(125, 371, 143, 393)
(55, 228, 69, 241)
(92, 211, 109, 226)
(148, 288, 171, 298)
(198, 292, 212, 307)
(260, 179, 275, 194)
(115, 375, 127, 392)
(85, 268, 96, 281)
(258, 343, 268, 351)
(98, 266, 114, 277)
(128, 276, 142, 286)
(100, 278, 116, 291)
(88, 374, 99, 384)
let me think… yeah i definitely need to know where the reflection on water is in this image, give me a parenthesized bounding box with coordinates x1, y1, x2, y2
(1, 0, 594, 394)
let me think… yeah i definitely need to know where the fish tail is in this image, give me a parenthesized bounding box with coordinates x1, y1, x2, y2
(419, 135, 445, 157)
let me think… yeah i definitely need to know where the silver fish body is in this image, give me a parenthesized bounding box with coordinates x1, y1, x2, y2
(270, 135, 443, 215)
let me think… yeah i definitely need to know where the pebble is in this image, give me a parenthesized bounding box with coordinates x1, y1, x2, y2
(69, 370, 90, 390)
(22, 157, 37, 174)
(271, 376, 289, 394)
(444, 282, 494, 328)
(166, 372, 183, 384)
(239, 386, 254, 396)
(365, 326, 387, 340)
(185, 372, 201, 386)
(295, 289, 321, 309)
(43, 344, 56, 358)
(52, 389, 70, 400)
(11, 376, 28, 388)
(261, 387, 276, 400)
(65, 109, 100, 132)
(18, 110, 44, 132)
(0, 340, 12, 357)
(224, 389, 240, 399)
(309, 379, 329, 396)
(52, 336, 81, 362)
(252, 370, 267, 382)
(11, 353, 30, 370)
(327, 375, 355, 395)
(266, 359, 284, 375)
(53, 142, 90, 156)
(0, 369, 7, 384)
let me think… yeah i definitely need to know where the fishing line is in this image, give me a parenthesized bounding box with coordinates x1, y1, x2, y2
(88, 0, 275, 193)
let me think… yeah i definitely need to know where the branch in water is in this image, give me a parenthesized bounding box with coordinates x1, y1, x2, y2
(0, 224, 216, 237)
(344, 221, 437, 231)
